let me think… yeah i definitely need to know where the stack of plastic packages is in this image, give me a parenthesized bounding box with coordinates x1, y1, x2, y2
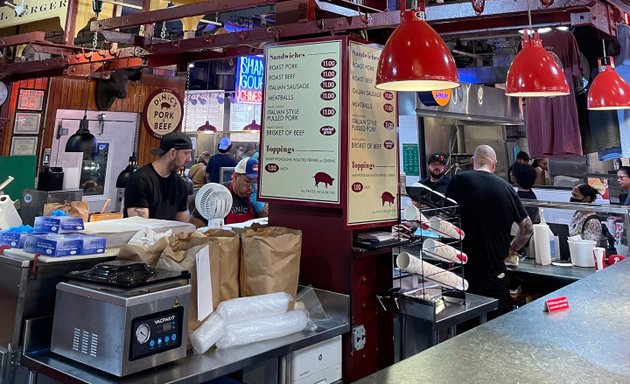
(190, 292, 308, 354)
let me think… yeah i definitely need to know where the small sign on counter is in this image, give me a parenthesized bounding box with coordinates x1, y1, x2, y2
(543, 296, 569, 313)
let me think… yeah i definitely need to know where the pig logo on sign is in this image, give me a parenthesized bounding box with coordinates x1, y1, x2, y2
(314, 172, 334, 188)
(161, 102, 171, 109)
(381, 191, 395, 206)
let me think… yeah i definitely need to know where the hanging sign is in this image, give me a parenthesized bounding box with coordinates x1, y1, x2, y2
(346, 41, 399, 227)
(235, 56, 264, 104)
(143, 88, 183, 138)
(259, 39, 342, 204)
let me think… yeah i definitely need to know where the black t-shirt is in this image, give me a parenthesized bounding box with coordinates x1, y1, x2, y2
(517, 189, 540, 223)
(419, 176, 450, 203)
(223, 181, 253, 217)
(446, 171, 528, 282)
(124, 164, 188, 220)
(206, 154, 237, 183)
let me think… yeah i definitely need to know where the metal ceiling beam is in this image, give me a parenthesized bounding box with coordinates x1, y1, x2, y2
(91, 0, 276, 32)
(0, 32, 46, 48)
(123, 10, 400, 57)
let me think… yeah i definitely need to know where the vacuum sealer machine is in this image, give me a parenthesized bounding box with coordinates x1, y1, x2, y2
(51, 260, 191, 377)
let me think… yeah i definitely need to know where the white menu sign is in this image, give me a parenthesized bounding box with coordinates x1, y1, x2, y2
(260, 40, 342, 204)
(347, 42, 399, 226)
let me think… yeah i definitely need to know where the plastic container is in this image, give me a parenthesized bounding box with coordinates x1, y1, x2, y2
(0, 195, 23, 230)
(533, 209, 551, 265)
(568, 239, 597, 267)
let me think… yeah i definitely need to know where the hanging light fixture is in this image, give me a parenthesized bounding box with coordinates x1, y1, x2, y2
(587, 40, 630, 110)
(65, 113, 97, 153)
(66, 17, 98, 153)
(505, 2, 569, 97)
(375, 0, 459, 92)
(116, 75, 143, 188)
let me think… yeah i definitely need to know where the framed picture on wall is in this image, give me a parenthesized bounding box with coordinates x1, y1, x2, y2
(17, 89, 45, 111)
(13, 112, 41, 134)
(11, 136, 38, 156)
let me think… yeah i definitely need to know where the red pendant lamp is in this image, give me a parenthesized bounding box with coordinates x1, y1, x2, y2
(505, 30, 570, 97)
(375, 0, 459, 92)
(587, 56, 630, 110)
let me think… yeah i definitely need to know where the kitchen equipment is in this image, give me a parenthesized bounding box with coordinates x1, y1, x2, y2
(568, 239, 597, 267)
(37, 166, 64, 191)
(51, 260, 191, 377)
(21, 189, 83, 226)
(195, 182, 232, 228)
(0, 250, 115, 384)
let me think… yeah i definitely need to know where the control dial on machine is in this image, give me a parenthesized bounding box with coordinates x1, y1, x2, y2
(135, 323, 151, 344)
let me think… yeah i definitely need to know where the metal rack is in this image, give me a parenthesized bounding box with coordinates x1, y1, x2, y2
(395, 204, 466, 309)
(389, 204, 498, 361)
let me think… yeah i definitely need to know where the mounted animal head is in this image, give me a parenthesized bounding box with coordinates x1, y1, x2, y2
(95, 69, 142, 111)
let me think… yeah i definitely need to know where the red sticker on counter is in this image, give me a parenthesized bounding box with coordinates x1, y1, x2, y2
(544, 296, 569, 313)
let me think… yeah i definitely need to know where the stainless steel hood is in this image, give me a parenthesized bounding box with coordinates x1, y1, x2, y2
(398, 83, 523, 125)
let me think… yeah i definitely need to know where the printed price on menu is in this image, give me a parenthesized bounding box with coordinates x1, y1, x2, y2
(260, 40, 342, 204)
(347, 42, 399, 226)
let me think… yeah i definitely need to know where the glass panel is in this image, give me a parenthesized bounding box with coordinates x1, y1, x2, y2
(80, 142, 109, 196)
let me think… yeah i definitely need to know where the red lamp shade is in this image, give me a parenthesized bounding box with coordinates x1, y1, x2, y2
(243, 120, 261, 130)
(505, 31, 569, 97)
(376, 10, 459, 92)
(587, 57, 630, 110)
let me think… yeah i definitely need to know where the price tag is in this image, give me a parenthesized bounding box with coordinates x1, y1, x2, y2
(543, 296, 569, 313)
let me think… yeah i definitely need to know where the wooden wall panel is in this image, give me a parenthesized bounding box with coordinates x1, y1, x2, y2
(1, 78, 49, 160)
(41, 74, 185, 167)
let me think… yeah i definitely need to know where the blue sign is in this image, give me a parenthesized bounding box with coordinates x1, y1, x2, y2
(235, 56, 264, 104)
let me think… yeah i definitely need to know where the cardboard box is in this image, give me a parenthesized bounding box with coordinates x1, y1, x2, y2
(23, 234, 83, 256)
(0, 231, 46, 248)
(34, 216, 84, 234)
(69, 234, 107, 255)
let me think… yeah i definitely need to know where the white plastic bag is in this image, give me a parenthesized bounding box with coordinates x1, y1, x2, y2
(128, 228, 172, 247)
(216, 292, 291, 324)
(216, 310, 308, 349)
(189, 313, 226, 354)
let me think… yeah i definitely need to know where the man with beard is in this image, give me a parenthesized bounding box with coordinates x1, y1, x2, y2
(124, 132, 193, 221)
(189, 157, 263, 226)
(417, 152, 451, 204)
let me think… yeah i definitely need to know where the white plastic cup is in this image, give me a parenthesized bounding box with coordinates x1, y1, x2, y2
(396, 252, 468, 291)
(593, 247, 605, 271)
(403, 205, 429, 229)
(422, 238, 468, 264)
(428, 216, 465, 240)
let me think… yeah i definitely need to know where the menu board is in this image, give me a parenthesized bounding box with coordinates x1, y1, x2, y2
(260, 40, 342, 204)
(347, 42, 399, 226)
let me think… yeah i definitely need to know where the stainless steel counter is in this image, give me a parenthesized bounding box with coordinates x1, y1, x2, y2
(508, 258, 595, 283)
(355, 260, 630, 384)
(22, 288, 349, 384)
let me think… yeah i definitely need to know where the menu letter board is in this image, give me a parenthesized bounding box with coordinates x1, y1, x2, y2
(347, 42, 399, 226)
(260, 40, 342, 204)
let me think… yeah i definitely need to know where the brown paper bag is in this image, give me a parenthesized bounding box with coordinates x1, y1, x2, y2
(157, 232, 218, 333)
(117, 236, 170, 267)
(43, 201, 89, 222)
(240, 226, 302, 301)
(202, 228, 240, 301)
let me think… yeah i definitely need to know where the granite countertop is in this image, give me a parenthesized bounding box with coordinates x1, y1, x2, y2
(355, 260, 630, 384)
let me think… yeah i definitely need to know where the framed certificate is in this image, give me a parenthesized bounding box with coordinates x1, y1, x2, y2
(13, 112, 41, 134)
(17, 89, 45, 111)
(11, 136, 38, 156)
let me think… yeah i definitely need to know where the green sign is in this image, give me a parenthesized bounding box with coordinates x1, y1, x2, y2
(402, 144, 419, 176)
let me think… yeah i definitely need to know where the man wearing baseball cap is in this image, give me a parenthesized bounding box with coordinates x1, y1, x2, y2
(223, 157, 262, 224)
(420, 152, 450, 195)
(206, 137, 237, 183)
(189, 156, 263, 227)
(124, 131, 192, 221)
